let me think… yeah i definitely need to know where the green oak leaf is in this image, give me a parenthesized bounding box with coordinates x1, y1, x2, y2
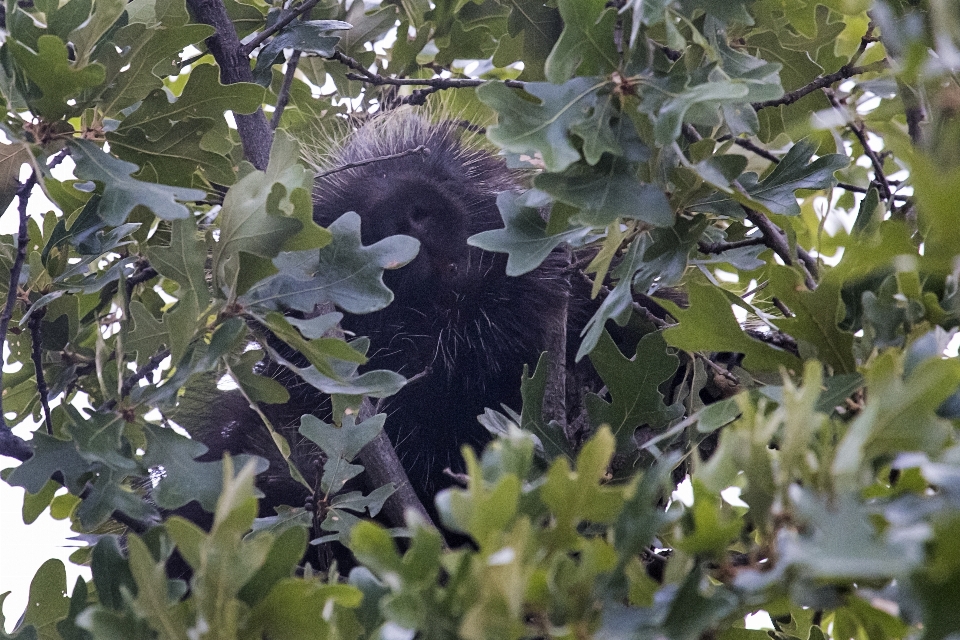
(776, 487, 924, 579)
(166, 460, 273, 621)
(767, 265, 856, 374)
(237, 526, 309, 605)
(585, 331, 682, 452)
(124, 535, 190, 637)
(68, 0, 125, 65)
(76, 469, 157, 528)
(68, 139, 207, 224)
(125, 301, 168, 365)
(263, 340, 406, 397)
(142, 424, 268, 511)
(108, 117, 236, 187)
(211, 131, 311, 293)
(119, 64, 265, 139)
(43, 0, 94, 40)
(62, 406, 138, 474)
(680, 0, 754, 25)
(21, 560, 70, 638)
(300, 413, 385, 493)
(0, 142, 31, 216)
(468, 191, 589, 276)
(653, 78, 749, 146)
(6, 432, 91, 494)
(96, 0, 214, 117)
(517, 352, 574, 461)
(535, 156, 674, 227)
(662, 282, 802, 372)
(10, 35, 105, 119)
(493, 0, 563, 81)
(832, 352, 959, 488)
(544, 0, 619, 83)
(242, 211, 419, 314)
(145, 218, 208, 299)
(251, 20, 351, 85)
(478, 77, 610, 172)
(246, 579, 363, 638)
(578, 219, 703, 360)
(673, 480, 743, 557)
(299, 413, 384, 465)
(694, 138, 848, 217)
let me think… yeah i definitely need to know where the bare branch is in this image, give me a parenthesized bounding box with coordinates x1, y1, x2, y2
(823, 87, 893, 202)
(186, 0, 273, 170)
(28, 308, 53, 435)
(315, 145, 430, 179)
(741, 202, 818, 290)
(0, 172, 37, 438)
(698, 236, 767, 254)
(271, 50, 301, 129)
(357, 398, 437, 531)
(752, 60, 888, 111)
(99, 348, 171, 412)
(239, 0, 324, 56)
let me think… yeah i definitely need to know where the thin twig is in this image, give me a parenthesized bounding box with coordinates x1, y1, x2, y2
(99, 348, 171, 412)
(342, 69, 525, 91)
(752, 60, 888, 111)
(0, 172, 37, 434)
(741, 202, 818, 290)
(240, 0, 324, 56)
(698, 236, 767, 254)
(719, 134, 907, 200)
(271, 50, 301, 129)
(823, 87, 893, 202)
(315, 145, 430, 179)
(28, 308, 53, 435)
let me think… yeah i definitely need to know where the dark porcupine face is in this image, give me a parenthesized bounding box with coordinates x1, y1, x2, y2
(312, 114, 569, 503)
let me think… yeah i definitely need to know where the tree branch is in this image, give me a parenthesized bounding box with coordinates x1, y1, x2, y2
(357, 398, 437, 530)
(742, 203, 817, 290)
(28, 308, 53, 435)
(752, 60, 888, 111)
(315, 145, 430, 179)
(271, 50, 301, 129)
(186, 0, 273, 171)
(330, 50, 525, 93)
(239, 0, 324, 56)
(698, 236, 767, 254)
(99, 348, 171, 412)
(823, 87, 893, 202)
(0, 172, 37, 442)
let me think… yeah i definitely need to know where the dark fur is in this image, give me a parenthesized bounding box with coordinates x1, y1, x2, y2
(309, 115, 569, 503)
(178, 115, 571, 521)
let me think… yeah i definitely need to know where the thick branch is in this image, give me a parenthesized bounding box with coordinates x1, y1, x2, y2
(187, 0, 272, 170)
(357, 398, 436, 530)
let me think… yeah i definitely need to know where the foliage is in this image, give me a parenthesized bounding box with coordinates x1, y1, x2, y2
(1, 0, 960, 638)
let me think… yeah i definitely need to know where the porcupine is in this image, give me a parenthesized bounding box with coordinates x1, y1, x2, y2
(177, 111, 577, 529)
